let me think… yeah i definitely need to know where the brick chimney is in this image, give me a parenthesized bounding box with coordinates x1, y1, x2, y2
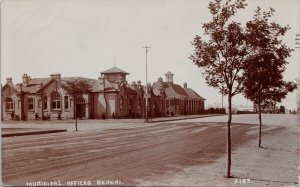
(16, 83, 22, 92)
(22, 74, 30, 86)
(183, 82, 187, 88)
(158, 77, 163, 84)
(6, 77, 12, 83)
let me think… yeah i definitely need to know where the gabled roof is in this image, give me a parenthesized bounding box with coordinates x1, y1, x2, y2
(1, 82, 19, 93)
(101, 66, 129, 75)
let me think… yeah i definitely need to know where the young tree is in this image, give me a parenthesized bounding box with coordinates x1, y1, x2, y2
(190, 0, 248, 178)
(61, 79, 92, 131)
(243, 7, 297, 147)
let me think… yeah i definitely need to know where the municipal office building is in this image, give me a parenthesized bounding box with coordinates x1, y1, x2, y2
(1, 66, 205, 120)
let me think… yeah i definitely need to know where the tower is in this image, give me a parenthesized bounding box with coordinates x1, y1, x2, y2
(164, 71, 174, 83)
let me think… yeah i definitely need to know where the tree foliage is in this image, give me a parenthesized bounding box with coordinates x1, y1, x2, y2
(190, 0, 248, 178)
(243, 7, 296, 110)
(190, 0, 296, 177)
(61, 79, 93, 95)
(191, 0, 248, 97)
(61, 79, 92, 131)
(243, 7, 296, 147)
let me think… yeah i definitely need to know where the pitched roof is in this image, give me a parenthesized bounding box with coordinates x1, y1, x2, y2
(101, 66, 129, 75)
(60, 77, 100, 92)
(124, 86, 137, 94)
(91, 79, 118, 92)
(1, 82, 19, 93)
(164, 71, 174, 76)
(184, 88, 206, 100)
(153, 82, 187, 99)
(28, 78, 51, 86)
(153, 81, 205, 100)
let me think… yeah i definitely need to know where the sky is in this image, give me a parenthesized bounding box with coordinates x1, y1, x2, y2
(1, 0, 299, 110)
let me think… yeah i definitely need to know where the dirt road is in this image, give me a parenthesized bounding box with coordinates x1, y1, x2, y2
(2, 114, 299, 186)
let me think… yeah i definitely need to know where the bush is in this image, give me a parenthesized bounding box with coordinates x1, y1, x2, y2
(15, 115, 20, 121)
(102, 112, 106, 120)
(171, 111, 174, 116)
(21, 113, 27, 121)
(42, 113, 50, 120)
(35, 113, 39, 120)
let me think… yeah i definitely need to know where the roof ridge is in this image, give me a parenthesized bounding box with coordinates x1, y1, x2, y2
(101, 66, 129, 74)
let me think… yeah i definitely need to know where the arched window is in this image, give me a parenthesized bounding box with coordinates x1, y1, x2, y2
(6, 98, 14, 111)
(51, 92, 61, 109)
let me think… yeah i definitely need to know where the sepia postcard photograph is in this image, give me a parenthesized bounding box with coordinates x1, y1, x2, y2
(1, 0, 300, 186)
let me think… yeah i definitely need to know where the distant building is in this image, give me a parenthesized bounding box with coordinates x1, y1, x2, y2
(153, 71, 205, 116)
(1, 67, 205, 120)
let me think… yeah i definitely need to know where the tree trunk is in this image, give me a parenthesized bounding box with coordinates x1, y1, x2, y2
(74, 94, 78, 131)
(258, 104, 262, 147)
(226, 94, 232, 178)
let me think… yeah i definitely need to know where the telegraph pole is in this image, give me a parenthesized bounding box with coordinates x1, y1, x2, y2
(296, 33, 300, 114)
(296, 0, 300, 115)
(143, 46, 150, 123)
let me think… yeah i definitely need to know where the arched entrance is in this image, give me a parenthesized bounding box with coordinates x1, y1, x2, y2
(76, 96, 86, 118)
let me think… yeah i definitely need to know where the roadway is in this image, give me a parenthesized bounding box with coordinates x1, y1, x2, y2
(2, 114, 299, 186)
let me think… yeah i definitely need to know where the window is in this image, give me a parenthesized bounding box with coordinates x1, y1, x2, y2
(166, 100, 170, 109)
(42, 96, 48, 110)
(128, 98, 132, 110)
(170, 99, 174, 106)
(28, 98, 34, 110)
(137, 97, 141, 110)
(6, 98, 14, 111)
(51, 92, 61, 110)
(120, 96, 123, 110)
(64, 96, 69, 109)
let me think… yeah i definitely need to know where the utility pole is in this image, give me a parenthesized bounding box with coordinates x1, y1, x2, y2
(296, 0, 300, 115)
(222, 94, 223, 109)
(296, 33, 300, 114)
(143, 46, 150, 123)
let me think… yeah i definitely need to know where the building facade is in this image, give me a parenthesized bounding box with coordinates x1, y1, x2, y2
(2, 67, 205, 120)
(153, 71, 205, 116)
